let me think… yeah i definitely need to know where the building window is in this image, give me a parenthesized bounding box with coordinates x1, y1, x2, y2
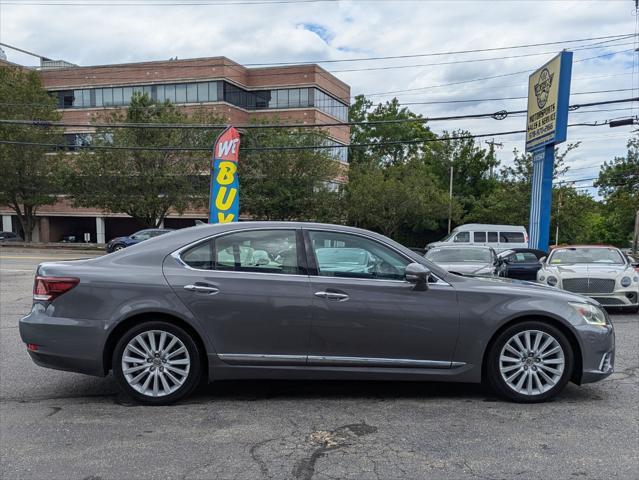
(175, 83, 186, 103)
(187, 83, 198, 103)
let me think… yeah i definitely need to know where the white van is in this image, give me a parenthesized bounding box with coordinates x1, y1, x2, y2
(427, 224, 529, 253)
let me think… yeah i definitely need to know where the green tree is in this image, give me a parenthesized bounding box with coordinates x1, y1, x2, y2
(594, 135, 639, 247)
(346, 159, 455, 244)
(0, 66, 64, 241)
(348, 95, 437, 166)
(239, 125, 341, 221)
(64, 93, 220, 227)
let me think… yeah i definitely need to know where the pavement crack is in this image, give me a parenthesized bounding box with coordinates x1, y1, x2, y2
(249, 436, 280, 480)
(292, 423, 377, 480)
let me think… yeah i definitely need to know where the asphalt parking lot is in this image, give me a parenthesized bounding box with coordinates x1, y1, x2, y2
(1, 248, 638, 480)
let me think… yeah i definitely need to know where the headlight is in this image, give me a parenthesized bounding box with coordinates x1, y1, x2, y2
(620, 276, 631, 287)
(569, 302, 607, 326)
(547, 275, 558, 286)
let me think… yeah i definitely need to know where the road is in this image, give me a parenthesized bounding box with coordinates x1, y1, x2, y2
(1, 248, 638, 480)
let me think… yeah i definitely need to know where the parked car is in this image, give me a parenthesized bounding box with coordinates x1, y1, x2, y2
(0, 231, 22, 242)
(497, 248, 547, 281)
(20, 222, 615, 405)
(105, 228, 173, 253)
(537, 245, 639, 312)
(424, 245, 499, 277)
(427, 224, 528, 252)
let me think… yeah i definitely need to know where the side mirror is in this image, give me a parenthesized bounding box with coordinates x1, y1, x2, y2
(632, 262, 639, 268)
(405, 262, 430, 290)
(539, 256, 546, 264)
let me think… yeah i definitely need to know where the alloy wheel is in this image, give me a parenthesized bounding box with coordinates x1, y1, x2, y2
(121, 330, 191, 398)
(498, 329, 565, 396)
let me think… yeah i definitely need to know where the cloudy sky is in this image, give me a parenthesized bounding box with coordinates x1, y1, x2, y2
(1, 0, 637, 195)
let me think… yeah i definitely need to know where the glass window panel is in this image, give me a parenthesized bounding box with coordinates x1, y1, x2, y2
(122, 87, 133, 105)
(214, 230, 300, 274)
(208, 82, 218, 101)
(300, 88, 309, 107)
(112, 87, 123, 106)
(181, 240, 215, 270)
(73, 90, 83, 108)
(175, 84, 186, 103)
(499, 232, 525, 243)
(276, 89, 288, 108)
(268, 90, 278, 108)
(102, 88, 113, 106)
(289, 89, 300, 108)
(156, 85, 165, 102)
(309, 231, 409, 280)
(474, 232, 487, 242)
(454, 232, 470, 243)
(164, 84, 176, 103)
(487, 232, 498, 242)
(197, 82, 208, 102)
(142, 86, 152, 97)
(187, 83, 197, 102)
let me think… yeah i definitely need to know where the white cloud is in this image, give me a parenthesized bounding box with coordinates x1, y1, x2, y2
(1, 0, 636, 187)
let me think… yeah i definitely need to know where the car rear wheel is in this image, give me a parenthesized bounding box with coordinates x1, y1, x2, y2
(112, 244, 125, 251)
(486, 321, 573, 403)
(113, 321, 202, 405)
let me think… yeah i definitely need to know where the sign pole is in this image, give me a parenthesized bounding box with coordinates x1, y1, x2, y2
(525, 51, 572, 251)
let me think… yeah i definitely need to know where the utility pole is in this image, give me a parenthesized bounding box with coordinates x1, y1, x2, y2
(633, 209, 639, 255)
(485, 139, 503, 178)
(447, 163, 454, 234)
(555, 188, 562, 246)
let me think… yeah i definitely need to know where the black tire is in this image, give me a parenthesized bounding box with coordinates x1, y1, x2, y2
(112, 243, 126, 251)
(486, 321, 573, 403)
(113, 321, 202, 405)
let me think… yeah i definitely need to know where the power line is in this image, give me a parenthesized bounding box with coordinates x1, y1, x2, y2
(1, 97, 635, 130)
(0, 122, 614, 152)
(361, 48, 636, 99)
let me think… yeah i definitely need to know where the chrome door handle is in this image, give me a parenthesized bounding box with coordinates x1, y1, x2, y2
(184, 284, 219, 294)
(314, 291, 349, 301)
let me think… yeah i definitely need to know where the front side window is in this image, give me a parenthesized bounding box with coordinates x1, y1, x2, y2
(454, 232, 470, 243)
(308, 231, 409, 280)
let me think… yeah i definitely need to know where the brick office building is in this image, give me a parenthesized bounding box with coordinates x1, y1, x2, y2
(0, 56, 350, 243)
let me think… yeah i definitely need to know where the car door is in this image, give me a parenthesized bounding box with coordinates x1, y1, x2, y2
(505, 252, 541, 280)
(163, 228, 313, 365)
(304, 228, 460, 367)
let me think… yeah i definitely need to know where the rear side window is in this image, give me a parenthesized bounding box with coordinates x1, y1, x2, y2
(511, 252, 539, 263)
(487, 232, 498, 242)
(474, 232, 486, 242)
(216, 230, 299, 274)
(500, 232, 525, 243)
(180, 229, 301, 274)
(454, 232, 470, 243)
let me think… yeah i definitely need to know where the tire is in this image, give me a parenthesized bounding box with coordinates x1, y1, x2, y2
(113, 321, 202, 405)
(486, 321, 573, 403)
(112, 244, 125, 251)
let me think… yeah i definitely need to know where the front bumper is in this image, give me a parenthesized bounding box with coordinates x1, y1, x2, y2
(575, 320, 615, 384)
(19, 304, 107, 377)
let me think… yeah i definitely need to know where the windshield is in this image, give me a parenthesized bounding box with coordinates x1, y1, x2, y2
(426, 247, 492, 263)
(548, 247, 625, 265)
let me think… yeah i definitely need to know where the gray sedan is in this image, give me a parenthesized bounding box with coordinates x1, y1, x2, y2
(425, 245, 498, 277)
(20, 222, 615, 405)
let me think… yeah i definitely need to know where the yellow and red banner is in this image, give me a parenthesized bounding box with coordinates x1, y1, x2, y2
(209, 127, 240, 223)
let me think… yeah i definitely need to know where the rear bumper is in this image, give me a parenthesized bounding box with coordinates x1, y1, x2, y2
(19, 305, 106, 377)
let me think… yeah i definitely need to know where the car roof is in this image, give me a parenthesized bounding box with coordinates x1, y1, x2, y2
(428, 244, 494, 250)
(452, 224, 526, 232)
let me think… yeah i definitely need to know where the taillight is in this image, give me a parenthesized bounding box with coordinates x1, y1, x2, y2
(33, 276, 80, 301)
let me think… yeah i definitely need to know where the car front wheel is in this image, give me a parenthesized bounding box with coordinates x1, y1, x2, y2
(113, 321, 202, 405)
(486, 321, 573, 403)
